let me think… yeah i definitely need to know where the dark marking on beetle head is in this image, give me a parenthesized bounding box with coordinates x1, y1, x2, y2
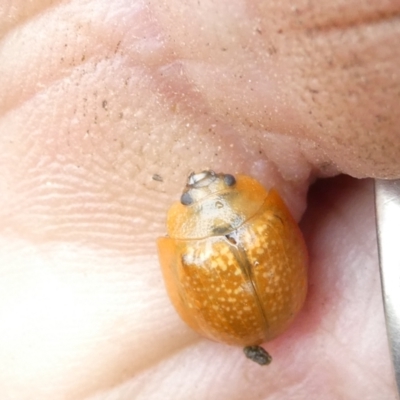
(225, 233, 237, 245)
(223, 174, 236, 187)
(180, 192, 193, 205)
(182, 171, 238, 205)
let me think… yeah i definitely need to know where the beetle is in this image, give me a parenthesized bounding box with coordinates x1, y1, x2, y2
(157, 170, 308, 365)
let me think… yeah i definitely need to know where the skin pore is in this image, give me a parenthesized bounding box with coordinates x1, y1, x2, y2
(0, 0, 399, 399)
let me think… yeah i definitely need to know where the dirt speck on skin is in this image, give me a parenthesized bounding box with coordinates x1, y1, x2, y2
(152, 174, 163, 182)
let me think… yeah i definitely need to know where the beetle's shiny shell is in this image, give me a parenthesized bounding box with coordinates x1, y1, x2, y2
(157, 171, 308, 346)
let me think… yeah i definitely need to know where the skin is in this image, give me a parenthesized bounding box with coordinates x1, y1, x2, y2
(0, 0, 399, 399)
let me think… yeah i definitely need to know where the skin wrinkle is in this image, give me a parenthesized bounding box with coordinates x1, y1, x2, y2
(0, 0, 60, 37)
(0, 0, 399, 399)
(0, 1, 160, 117)
(316, 322, 390, 390)
(287, 4, 400, 33)
(289, 17, 400, 176)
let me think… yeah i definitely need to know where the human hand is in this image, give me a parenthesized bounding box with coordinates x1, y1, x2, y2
(0, 1, 399, 399)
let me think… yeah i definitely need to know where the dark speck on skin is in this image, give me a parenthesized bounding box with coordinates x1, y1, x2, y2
(243, 346, 272, 366)
(152, 174, 163, 182)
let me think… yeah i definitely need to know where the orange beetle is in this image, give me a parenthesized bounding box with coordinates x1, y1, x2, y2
(157, 171, 308, 365)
